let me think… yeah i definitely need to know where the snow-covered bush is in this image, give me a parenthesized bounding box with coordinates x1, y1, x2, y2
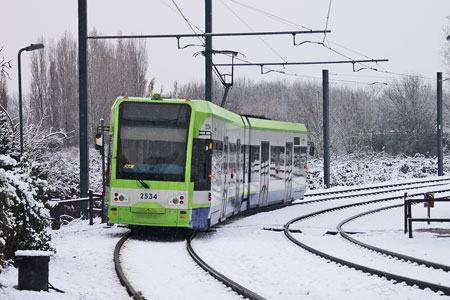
(0, 111, 53, 273)
(40, 147, 103, 200)
(308, 151, 447, 189)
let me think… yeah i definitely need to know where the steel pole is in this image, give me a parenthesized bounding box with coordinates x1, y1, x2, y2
(101, 118, 106, 223)
(437, 72, 443, 176)
(17, 49, 25, 158)
(205, 0, 213, 102)
(323, 70, 330, 188)
(79, 0, 89, 215)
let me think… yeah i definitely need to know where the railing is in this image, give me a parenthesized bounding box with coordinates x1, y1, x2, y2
(51, 190, 104, 230)
(404, 192, 450, 238)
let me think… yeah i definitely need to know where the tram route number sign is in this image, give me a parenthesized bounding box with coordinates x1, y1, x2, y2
(424, 192, 434, 208)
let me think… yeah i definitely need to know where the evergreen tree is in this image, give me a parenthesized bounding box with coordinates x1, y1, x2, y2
(0, 111, 53, 273)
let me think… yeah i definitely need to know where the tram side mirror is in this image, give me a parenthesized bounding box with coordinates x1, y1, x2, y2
(95, 133, 103, 152)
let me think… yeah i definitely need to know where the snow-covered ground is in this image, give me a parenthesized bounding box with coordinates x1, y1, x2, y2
(1, 177, 450, 300)
(0, 220, 130, 300)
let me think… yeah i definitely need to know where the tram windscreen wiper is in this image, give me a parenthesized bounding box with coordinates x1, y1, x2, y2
(137, 178, 150, 189)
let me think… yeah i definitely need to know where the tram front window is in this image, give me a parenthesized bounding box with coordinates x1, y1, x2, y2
(116, 102, 191, 182)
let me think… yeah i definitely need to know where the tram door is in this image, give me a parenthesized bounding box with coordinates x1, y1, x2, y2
(284, 142, 293, 201)
(259, 141, 270, 206)
(220, 137, 229, 219)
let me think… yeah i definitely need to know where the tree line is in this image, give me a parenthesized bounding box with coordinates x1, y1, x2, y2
(1, 31, 150, 147)
(177, 75, 444, 156)
(1, 30, 449, 156)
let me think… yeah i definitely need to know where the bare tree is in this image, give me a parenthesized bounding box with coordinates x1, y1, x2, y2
(27, 30, 149, 145)
(380, 75, 435, 155)
(0, 74, 8, 111)
(0, 47, 11, 112)
(29, 38, 50, 127)
(0, 47, 11, 79)
(88, 32, 148, 138)
(443, 16, 450, 72)
(331, 86, 384, 154)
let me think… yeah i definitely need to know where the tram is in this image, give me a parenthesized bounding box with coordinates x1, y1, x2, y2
(95, 96, 310, 229)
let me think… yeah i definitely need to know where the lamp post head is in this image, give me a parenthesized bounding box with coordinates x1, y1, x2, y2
(25, 43, 44, 51)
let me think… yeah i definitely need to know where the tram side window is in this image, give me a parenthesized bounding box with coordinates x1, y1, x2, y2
(270, 146, 285, 180)
(223, 139, 229, 171)
(229, 143, 237, 178)
(293, 146, 307, 177)
(270, 146, 278, 180)
(244, 144, 249, 183)
(239, 142, 244, 180)
(212, 140, 223, 184)
(250, 145, 260, 182)
(191, 139, 212, 189)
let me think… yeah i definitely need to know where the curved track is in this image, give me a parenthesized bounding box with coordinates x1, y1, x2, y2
(305, 176, 450, 198)
(302, 178, 450, 203)
(114, 231, 146, 300)
(284, 186, 450, 295)
(337, 204, 450, 272)
(113, 178, 450, 299)
(187, 231, 267, 300)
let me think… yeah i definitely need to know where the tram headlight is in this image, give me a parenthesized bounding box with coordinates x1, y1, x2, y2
(112, 191, 129, 203)
(168, 195, 186, 206)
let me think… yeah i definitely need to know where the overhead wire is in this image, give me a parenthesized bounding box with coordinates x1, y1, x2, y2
(323, 0, 332, 44)
(228, 0, 447, 83)
(161, 0, 276, 84)
(228, 0, 384, 73)
(160, 0, 206, 45)
(220, 0, 330, 80)
(229, 0, 313, 31)
(219, 0, 288, 63)
(170, 0, 206, 45)
(330, 71, 431, 81)
(162, 0, 399, 87)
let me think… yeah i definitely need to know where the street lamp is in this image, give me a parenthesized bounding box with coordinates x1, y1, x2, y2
(18, 43, 44, 158)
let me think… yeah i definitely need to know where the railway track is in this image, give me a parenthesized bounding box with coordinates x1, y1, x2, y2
(285, 186, 450, 296)
(114, 231, 145, 300)
(187, 231, 267, 300)
(337, 203, 450, 272)
(114, 228, 258, 300)
(304, 176, 450, 198)
(113, 178, 450, 299)
(302, 177, 450, 203)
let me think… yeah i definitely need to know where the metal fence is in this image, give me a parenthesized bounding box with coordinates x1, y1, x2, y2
(404, 192, 450, 238)
(51, 190, 104, 230)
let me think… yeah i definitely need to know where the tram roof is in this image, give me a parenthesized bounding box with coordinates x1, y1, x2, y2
(112, 97, 307, 134)
(189, 99, 307, 134)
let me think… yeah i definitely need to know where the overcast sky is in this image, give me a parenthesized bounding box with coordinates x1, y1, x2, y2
(1, 0, 449, 97)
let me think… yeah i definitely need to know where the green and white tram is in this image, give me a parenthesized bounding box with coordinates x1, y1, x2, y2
(97, 96, 309, 229)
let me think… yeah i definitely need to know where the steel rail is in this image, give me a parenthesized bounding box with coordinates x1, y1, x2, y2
(298, 180, 450, 205)
(187, 231, 267, 300)
(284, 187, 450, 295)
(337, 204, 450, 272)
(111, 178, 450, 299)
(114, 231, 146, 300)
(305, 177, 450, 198)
